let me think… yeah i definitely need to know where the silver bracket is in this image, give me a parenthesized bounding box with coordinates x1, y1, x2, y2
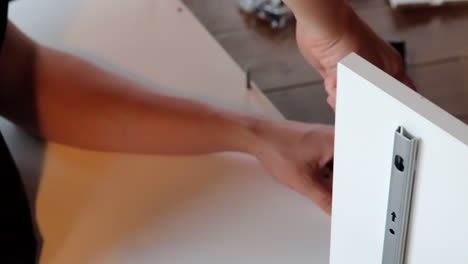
(382, 126, 419, 264)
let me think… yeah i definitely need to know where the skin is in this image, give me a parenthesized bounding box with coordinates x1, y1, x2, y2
(0, 0, 414, 215)
(283, 0, 416, 109)
(0, 22, 335, 214)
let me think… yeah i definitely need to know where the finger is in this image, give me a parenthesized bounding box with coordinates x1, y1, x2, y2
(327, 95, 336, 111)
(394, 70, 417, 91)
(320, 162, 334, 192)
(324, 75, 337, 97)
(299, 173, 333, 215)
(401, 74, 417, 91)
(308, 182, 332, 215)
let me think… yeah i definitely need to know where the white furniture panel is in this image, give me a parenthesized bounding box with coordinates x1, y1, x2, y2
(331, 53, 468, 264)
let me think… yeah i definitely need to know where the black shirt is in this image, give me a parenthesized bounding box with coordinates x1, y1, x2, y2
(0, 1, 38, 263)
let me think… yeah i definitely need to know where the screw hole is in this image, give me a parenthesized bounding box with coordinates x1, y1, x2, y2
(389, 229, 395, 235)
(394, 155, 405, 172)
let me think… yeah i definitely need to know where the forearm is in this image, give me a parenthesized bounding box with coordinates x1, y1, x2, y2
(282, 0, 352, 40)
(32, 46, 263, 156)
(0, 23, 336, 211)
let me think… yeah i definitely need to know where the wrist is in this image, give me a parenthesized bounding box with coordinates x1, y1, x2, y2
(308, 6, 369, 75)
(230, 114, 273, 158)
(245, 117, 285, 160)
(217, 110, 267, 156)
(295, 0, 353, 42)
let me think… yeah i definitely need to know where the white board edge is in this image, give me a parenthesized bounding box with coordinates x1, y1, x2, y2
(338, 53, 468, 146)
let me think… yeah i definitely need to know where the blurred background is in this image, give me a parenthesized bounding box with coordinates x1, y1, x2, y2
(184, 0, 468, 125)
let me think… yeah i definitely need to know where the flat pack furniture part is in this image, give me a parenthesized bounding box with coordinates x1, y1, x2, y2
(382, 126, 419, 264)
(389, 0, 468, 8)
(7, 0, 331, 263)
(331, 53, 468, 264)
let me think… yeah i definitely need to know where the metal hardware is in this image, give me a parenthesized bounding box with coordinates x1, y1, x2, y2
(239, 0, 292, 29)
(382, 126, 419, 264)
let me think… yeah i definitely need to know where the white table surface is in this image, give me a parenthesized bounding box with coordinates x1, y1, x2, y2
(7, 0, 331, 263)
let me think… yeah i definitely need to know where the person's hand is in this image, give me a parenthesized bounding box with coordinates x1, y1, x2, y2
(284, 0, 415, 109)
(251, 119, 334, 214)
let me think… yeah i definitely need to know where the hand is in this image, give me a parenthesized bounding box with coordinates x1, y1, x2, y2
(287, 1, 415, 109)
(252, 120, 334, 214)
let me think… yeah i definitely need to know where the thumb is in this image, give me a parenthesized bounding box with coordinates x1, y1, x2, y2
(307, 179, 332, 215)
(299, 170, 333, 215)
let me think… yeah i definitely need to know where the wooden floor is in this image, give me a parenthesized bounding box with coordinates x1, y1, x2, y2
(184, 0, 468, 125)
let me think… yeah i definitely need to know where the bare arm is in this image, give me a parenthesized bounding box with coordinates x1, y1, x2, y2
(0, 22, 261, 156)
(0, 22, 335, 213)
